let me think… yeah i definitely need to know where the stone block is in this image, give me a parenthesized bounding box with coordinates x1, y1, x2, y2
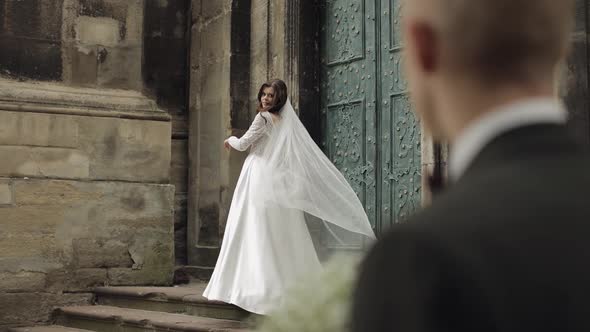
(0, 257, 63, 274)
(77, 116, 171, 183)
(75, 16, 121, 47)
(0, 234, 60, 259)
(0, 146, 37, 176)
(0, 292, 91, 326)
(36, 149, 90, 179)
(0, 180, 13, 205)
(0, 178, 174, 283)
(0, 271, 46, 292)
(106, 229, 174, 285)
(66, 268, 108, 292)
(97, 46, 143, 90)
(0, 146, 90, 179)
(73, 238, 133, 268)
(0, 103, 170, 183)
(0, 293, 55, 325)
(0, 111, 79, 148)
(45, 268, 108, 293)
(68, 44, 98, 86)
(107, 266, 173, 286)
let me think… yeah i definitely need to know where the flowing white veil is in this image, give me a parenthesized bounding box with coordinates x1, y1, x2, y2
(254, 99, 376, 249)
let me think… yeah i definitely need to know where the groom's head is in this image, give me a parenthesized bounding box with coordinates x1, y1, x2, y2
(403, 0, 574, 140)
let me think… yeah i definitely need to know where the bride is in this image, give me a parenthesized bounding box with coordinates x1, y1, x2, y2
(203, 79, 375, 315)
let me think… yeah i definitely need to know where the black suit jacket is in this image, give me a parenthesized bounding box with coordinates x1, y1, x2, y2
(352, 124, 590, 332)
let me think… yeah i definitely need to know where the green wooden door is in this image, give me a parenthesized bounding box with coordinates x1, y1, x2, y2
(320, 0, 421, 237)
(377, 0, 422, 232)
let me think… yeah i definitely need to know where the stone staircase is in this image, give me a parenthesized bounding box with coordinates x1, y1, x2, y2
(9, 284, 254, 332)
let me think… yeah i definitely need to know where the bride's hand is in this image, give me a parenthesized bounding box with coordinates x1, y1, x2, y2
(224, 139, 231, 151)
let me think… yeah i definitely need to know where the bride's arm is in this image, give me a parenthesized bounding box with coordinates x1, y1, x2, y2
(226, 113, 270, 151)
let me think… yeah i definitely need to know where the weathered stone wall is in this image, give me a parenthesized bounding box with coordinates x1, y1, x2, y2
(0, 0, 189, 266)
(0, 81, 171, 182)
(143, 0, 190, 265)
(0, 0, 181, 329)
(0, 81, 175, 331)
(187, 0, 235, 267)
(0, 174, 173, 329)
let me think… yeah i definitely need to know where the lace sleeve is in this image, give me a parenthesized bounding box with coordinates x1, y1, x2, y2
(227, 113, 271, 151)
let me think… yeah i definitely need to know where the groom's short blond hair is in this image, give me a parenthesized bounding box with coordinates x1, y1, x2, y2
(428, 0, 575, 82)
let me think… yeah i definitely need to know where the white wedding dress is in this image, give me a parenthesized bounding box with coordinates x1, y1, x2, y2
(203, 111, 321, 314)
(203, 100, 375, 315)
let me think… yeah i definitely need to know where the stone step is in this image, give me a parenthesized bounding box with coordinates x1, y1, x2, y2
(8, 326, 94, 332)
(56, 305, 249, 332)
(94, 284, 250, 321)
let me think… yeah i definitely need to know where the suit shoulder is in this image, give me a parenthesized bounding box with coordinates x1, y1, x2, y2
(377, 188, 481, 246)
(371, 216, 440, 256)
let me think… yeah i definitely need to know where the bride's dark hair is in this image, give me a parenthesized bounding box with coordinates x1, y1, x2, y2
(257, 79, 288, 114)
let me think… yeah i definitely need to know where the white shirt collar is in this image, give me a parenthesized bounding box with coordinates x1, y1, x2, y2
(449, 97, 567, 181)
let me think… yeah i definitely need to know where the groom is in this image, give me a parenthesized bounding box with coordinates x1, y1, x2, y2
(352, 0, 590, 331)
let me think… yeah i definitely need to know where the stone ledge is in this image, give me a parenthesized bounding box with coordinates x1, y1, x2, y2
(8, 325, 93, 332)
(95, 284, 226, 305)
(0, 79, 169, 121)
(93, 285, 249, 321)
(57, 305, 248, 331)
(0, 110, 172, 182)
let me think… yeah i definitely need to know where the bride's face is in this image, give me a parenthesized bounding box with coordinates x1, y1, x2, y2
(260, 87, 275, 108)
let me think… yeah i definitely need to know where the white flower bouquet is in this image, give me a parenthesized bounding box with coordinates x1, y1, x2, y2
(255, 255, 362, 332)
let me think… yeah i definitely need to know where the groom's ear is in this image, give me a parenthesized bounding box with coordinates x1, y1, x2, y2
(406, 21, 439, 75)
